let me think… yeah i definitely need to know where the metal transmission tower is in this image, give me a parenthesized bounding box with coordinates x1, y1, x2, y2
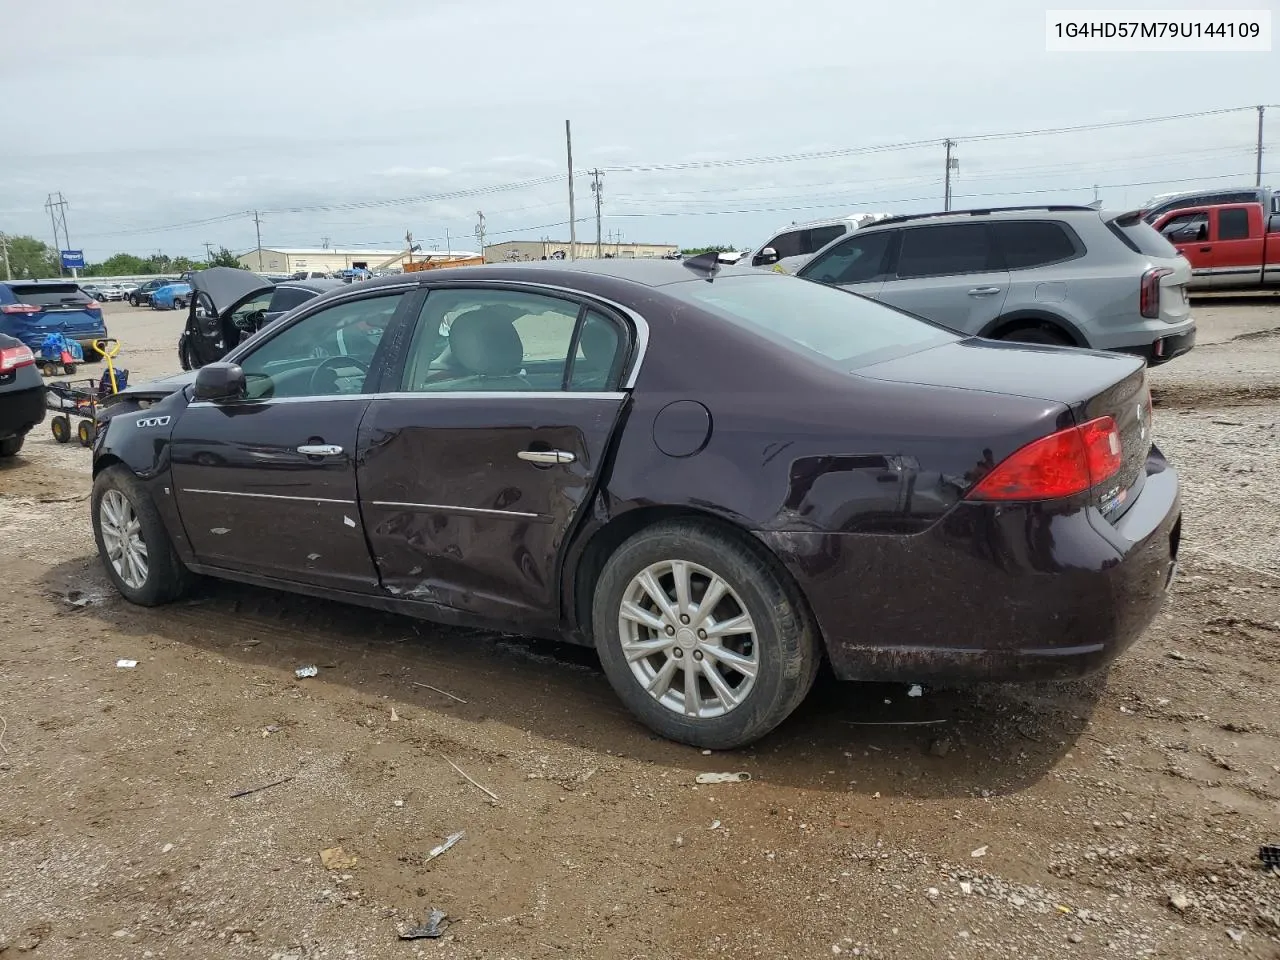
(474, 211, 486, 261)
(589, 169, 605, 259)
(44, 192, 73, 276)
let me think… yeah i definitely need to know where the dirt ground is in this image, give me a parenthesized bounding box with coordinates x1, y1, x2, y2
(1, 298, 1278, 960)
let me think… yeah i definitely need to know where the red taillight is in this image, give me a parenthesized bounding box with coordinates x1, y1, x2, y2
(0, 303, 41, 315)
(966, 416, 1123, 501)
(85, 299, 102, 310)
(0, 344, 36, 374)
(1140, 267, 1173, 319)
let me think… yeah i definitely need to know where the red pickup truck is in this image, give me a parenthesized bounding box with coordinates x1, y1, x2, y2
(1143, 186, 1280, 290)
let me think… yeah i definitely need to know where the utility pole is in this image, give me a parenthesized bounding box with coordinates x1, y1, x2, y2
(474, 211, 486, 262)
(406, 231, 414, 266)
(321, 236, 330, 249)
(590, 169, 604, 259)
(943, 140, 958, 212)
(0, 233, 10, 281)
(1256, 105, 1266, 187)
(45, 192, 73, 277)
(446, 227, 451, 258)
(203, 241, 215, 262)
(252, 210, 264, 271)
(565, 120, 577, 260)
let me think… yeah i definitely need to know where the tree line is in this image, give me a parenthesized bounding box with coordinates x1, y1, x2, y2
(1, 235, 240, 280)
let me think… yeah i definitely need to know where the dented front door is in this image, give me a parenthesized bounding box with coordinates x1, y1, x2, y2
(170, 398, 380, 591)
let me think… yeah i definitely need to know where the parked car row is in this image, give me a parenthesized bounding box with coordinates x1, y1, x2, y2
(93, 253, 1182, 749)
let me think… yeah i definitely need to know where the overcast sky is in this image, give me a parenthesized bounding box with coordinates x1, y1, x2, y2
(1, 0, 1275, 260)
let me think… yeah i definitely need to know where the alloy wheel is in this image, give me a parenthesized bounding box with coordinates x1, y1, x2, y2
(99, 489, 149, 589)
(617, 559, 759, 719)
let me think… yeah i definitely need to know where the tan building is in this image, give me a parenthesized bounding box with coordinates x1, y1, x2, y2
(484, 239, 678, 262)
(237, 247, 479, 275)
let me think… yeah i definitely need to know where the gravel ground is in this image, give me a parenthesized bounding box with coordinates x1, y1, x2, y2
(1, 299, 1278, 960)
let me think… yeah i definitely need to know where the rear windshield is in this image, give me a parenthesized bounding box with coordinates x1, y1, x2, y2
(9, 284, 92, 306)
(665, 273, 957, 369)
(1108, 217, 1179, 258)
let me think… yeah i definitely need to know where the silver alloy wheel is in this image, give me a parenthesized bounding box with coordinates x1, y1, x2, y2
(99, 489, 149, 589)
(618, 559, 759, 719)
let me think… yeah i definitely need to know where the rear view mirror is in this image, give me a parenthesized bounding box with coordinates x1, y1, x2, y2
(192, 362, 246, 403)
(755, 247, 779, 265)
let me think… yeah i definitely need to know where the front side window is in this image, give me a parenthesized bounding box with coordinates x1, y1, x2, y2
(237, 293, 403, 399)
(897, 224, 1000, 278)
(763, 229, 805, 260)
(800, 231, 892, 285)
(400, 289, 624, 393)
(1160, 211, 1209, 242)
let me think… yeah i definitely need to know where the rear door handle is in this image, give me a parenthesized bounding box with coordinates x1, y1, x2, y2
(518, 449, 576, 465)
(968, 286, 1001, 296)
(297, 444, 343, 456)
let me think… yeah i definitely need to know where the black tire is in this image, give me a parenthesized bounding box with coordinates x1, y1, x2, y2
(998, 325, 1072, 346)
(592, 520, 820, 749)
(129, 296, 139, 307)
(0, 434, 24, 457)
(77, 419, 95, 446)
(63, 363, 77, 375)
(178, 337, 194, 371)
(51, 416, 71, 443)
(91, 465, 191, 606)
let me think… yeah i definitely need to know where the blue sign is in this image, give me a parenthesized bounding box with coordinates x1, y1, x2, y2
(60, 250, 85, 269)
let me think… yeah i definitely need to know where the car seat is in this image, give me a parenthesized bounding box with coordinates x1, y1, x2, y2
(434, 307, 531, 391)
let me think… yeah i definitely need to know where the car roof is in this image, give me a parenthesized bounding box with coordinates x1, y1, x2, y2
(277, 279, 344, 294)
(355, 257, 759, 291)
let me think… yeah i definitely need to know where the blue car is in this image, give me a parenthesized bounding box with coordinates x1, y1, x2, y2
(0, 281, 108, 356)
(151, 282, 192, 310)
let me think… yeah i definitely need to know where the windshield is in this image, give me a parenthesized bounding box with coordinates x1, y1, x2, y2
(664, 273, 957, 369)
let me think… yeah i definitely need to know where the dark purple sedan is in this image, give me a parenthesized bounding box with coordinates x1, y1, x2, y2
(90, 257, 1180, 748)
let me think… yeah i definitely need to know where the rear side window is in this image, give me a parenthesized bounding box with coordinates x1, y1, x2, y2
(8, 284, 90, 306)
(1108, 217, 1180, 258)
(805, 224, 846, 253)
(799, 231, 892, 285)
(897, 224, 999, 278)
(990, 221, 1081, 269)
(1219, 208, 1251, 241)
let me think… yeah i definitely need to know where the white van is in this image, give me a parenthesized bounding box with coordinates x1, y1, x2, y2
(748, 213, 893, 273)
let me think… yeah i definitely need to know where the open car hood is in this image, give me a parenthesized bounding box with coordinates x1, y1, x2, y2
(190, 267, 274, 315)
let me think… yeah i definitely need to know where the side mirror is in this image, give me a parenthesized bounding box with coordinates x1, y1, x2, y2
(755, 246, 779, 265)
(192, 362, 246, 402)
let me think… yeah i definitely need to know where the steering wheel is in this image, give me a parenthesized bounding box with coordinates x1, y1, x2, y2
(308, 354, 369, 395)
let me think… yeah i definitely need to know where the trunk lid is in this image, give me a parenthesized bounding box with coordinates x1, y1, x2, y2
(857, 338, 1151, 518)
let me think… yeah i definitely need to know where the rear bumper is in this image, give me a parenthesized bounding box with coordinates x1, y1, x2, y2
(1115, 324, 1196, 365)
(757, 450, 1181, 683)
(0, 383, 47, 439)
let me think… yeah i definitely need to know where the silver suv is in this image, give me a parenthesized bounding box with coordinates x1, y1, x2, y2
(795, 205, 1195, 363)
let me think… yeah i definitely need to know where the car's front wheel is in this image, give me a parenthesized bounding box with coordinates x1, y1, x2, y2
(92, 466, 191, 606)
(592, 520, 820, 749)
(0, 434, 24, 458)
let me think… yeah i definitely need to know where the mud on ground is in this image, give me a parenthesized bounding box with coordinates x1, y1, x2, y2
(1, 301, 1278, 959)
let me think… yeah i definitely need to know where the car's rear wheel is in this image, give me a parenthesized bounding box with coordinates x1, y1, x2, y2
(592, 520, 819, 749)
(92, 466, 191, 606)
(999, 324, 1073, 346)
(0, 435, 24, 458)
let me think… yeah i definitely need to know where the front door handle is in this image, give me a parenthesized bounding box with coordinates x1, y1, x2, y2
(967, 286, 1001, 296)
(298, 444, 343, 456)
(518, 449, 576, 465)
(1199, 246, 1212, 253)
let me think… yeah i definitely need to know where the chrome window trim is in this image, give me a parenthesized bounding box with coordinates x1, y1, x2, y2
(369, 500, 544, 520)
(187, 390, 627, 408)
(181, 488, 355, 505)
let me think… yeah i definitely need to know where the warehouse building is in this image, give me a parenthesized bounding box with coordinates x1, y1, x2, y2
(236, 247, 478, 275)
(483, 240, 678, 262)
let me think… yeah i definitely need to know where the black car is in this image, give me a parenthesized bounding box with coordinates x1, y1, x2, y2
(0, 333, 46, 457)
(177, 267, 344, 370)
(128, 278, 178, 307)
(89, 258, 1181, 749)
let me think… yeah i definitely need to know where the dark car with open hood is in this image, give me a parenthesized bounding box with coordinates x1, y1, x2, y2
(177, 267, 344, 370)
(88, 257, 1181, 748)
